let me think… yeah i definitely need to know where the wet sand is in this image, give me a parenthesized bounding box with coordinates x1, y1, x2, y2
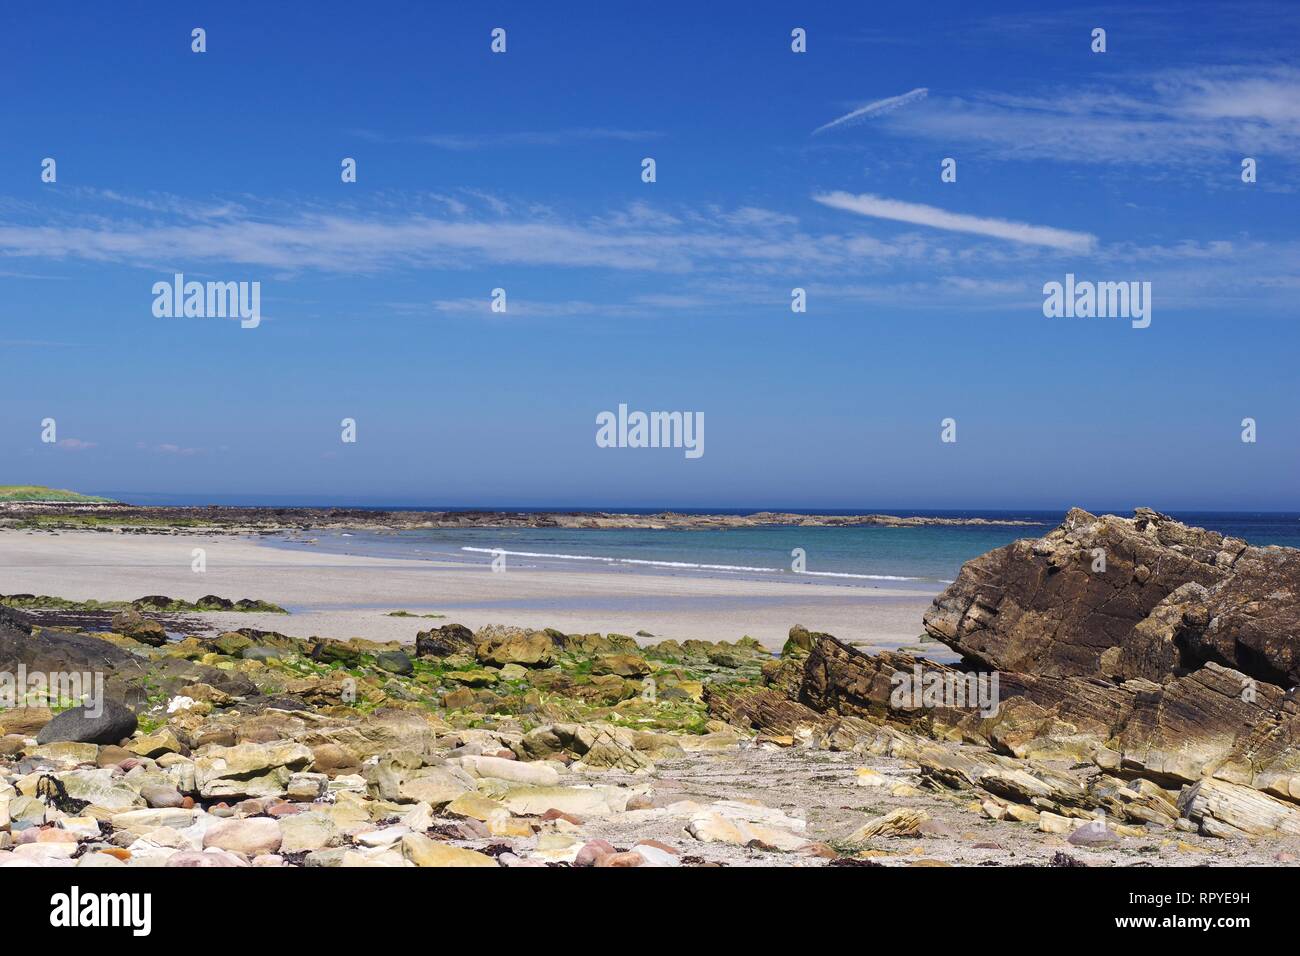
(0, 530, 942, 652)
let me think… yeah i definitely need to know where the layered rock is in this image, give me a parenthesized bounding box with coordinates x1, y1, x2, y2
(922, 507, 1300, 686)
(712, 510, 1300, 839)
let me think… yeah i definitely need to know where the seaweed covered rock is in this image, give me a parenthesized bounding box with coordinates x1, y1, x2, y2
(414, 623, 475, 658)
(110, 607, 168, 646)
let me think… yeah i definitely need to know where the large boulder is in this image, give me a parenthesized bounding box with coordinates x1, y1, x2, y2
(203, 818, 284, 857)
(194, 741, 314, 798)
(110, 608, 168, 647)
(474, 627, 556, 668)
(36, 699, 138, 745)
(414, 624, 474, 658)
(0, 607, 144, 707)
(921, 508, 1300, 684)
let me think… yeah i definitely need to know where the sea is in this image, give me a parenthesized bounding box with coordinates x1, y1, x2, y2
(262, 509, 1300, 591)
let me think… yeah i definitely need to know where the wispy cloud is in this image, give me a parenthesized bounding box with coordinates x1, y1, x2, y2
(3, 187, 1296, 318)
(812, 191, 1098, 252)
(0, 192, 946, 277)
(134, 441, 208, 456)
(812, 88, 928, 135)
(877, 67, 1300, 172)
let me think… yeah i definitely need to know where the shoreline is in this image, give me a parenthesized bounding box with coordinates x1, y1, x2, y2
(0, 528, 944, 653)
(0, 502, 1046, 534)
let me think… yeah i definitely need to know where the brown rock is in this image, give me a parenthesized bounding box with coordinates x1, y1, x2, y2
(110, 608, 169, 647)
(921, 508, 1300, 684)
(574, 839, 616, 867)
(415, 623, 475, 658)
(0, 707, 53, 737)
(597, 851, 645, 867)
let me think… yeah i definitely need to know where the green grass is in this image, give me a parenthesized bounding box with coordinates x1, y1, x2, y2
(0, 485, 113, 503)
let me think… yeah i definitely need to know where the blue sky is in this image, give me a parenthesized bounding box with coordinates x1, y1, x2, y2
(2, 1, 1298, 509)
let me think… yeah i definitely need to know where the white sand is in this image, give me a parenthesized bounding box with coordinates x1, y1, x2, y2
(0, 530, 943, 652)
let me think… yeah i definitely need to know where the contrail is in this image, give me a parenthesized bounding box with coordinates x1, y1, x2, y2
(812, 87, 929, 135)
(813, 191, 1098, 252)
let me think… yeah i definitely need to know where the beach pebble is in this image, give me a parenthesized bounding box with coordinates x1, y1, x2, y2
(202, 817, 283, 857)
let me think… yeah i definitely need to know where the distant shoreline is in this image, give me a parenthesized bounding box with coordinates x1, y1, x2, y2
(0, 502, 1045, 533)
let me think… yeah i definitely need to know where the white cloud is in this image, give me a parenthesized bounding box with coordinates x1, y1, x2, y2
(812, 191, 1098, 252)
(812, 88, 929, 135)
(879, 67, 1300, 169)
(0, 193, 946, 277)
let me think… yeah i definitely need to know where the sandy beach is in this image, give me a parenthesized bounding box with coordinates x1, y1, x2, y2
(0, 529, 941, 653)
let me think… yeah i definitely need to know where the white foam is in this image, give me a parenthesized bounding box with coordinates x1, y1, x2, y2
(461, 546, 778, 573)
(795, 570, 919, 581)
(460, 546, 921, 580)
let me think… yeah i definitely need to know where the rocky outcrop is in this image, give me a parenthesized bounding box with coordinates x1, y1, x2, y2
(712, 508, 1300, 840)
(1178, 778, 1300, 839)
(0, 607, 149, 708)
(922, 507, 1300, 687)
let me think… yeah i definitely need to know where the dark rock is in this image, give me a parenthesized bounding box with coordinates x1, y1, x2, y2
(415, 623, 475, 658)
(213, 632, 254, 656)
(259, 696, 308, 711)
(0, 607, 147, 708)
(35, 699, 137, 745)
(309, 640, 360, 665)
(375, 650, 413, 675)
(233, 598, 286, 613)
(110, 607, 168, 646)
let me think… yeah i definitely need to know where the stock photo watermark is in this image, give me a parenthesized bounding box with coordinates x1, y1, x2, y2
(1042, 274, 1151, 328)
(1, 666, 105, 715)
(152, 274, 261, 328)
(596, 404, 704, 459)
(890, 663, 1000, 718)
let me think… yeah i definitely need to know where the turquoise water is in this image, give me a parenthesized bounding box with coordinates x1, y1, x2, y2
(266, 511, 1300, 588)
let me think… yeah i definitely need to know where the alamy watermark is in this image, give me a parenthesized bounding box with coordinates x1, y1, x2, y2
(1043, 273, 1151, 329)
(596, 404, 704, 459)
(890, 663, 1000, 717)
(152, 273, 261, 328)
(50, 886, 151, 936)
(1, 666, 104, 716)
